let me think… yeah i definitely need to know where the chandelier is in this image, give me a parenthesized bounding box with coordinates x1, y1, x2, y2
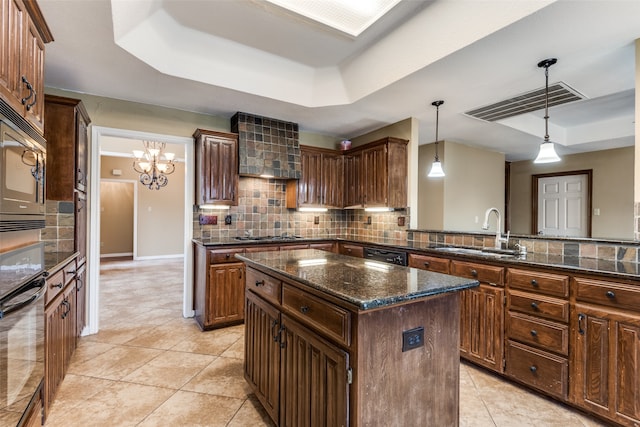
(132, 141, 175, 190)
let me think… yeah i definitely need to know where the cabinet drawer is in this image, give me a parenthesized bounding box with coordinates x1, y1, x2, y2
(209, 248, 245, 264)
(279, 244, 310, 251)
(246, 268, 281, 305)
(245, 246, 279, 253)
(507, 268, 569, 298)
(508, 290, 569, 322)
(450, 261, 504, 286)
(339, 243, 363, 258)
(63, 260, 77, 285)
(309, 242, 335, 252)
(282, 283, 351, 347)
(506, 340, 568, 400)
(575, 277, 640, 311)
(408, 254, 450, 274)
(507, 312, 568, 356)
(45, 269, 65, 305)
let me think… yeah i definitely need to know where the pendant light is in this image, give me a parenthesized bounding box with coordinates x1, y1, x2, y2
(428, 100, 445, 177)
(534, 58, 561, 163)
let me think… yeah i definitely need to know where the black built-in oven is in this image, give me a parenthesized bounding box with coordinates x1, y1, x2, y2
(0, 120, 46, 232)
(0, 242, 45, 426)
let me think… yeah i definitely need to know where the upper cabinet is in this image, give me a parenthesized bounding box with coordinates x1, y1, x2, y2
(194, 129, 239, 206)
(287, 146, 343, 209)
(289, 137, 408, 209)
(44, 95, 91, 200)
(0, 0, 53, 134)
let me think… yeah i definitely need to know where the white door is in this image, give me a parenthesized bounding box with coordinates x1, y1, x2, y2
(537, 174, 589, 237)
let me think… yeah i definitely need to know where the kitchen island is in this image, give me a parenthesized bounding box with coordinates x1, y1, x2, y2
(236, 249, 479, 427)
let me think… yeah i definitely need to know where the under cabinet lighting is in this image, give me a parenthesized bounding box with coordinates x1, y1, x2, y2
(364, 207, 393, 212)
(298, 207, 328, 212)
(259, 174, 274, 178)
(199, 205, 230, 210)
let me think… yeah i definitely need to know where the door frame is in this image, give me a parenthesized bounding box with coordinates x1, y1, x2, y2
(531, 169, 593, 237)
(88, 126, 194, 335)
(99, 179, 137, 259)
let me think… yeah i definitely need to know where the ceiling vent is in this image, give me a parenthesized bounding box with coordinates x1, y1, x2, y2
(464, 82, 585, 122)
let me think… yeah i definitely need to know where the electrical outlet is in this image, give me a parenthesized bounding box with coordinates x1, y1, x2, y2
(199, 214, 217, 225)
(402, 326, 424, 352)
(225, 215, 232, 225)
(397, 216, 405, 226)
(314, 216, 320, 225)
(366, 216, 371, 225)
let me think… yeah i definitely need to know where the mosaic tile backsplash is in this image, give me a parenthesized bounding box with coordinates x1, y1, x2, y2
(231, 112, 302, 179)
(192, 177, 409, 241)
(42, 200, 75, 253)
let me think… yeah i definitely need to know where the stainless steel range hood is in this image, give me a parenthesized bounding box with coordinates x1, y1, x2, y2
(231, 112, 301, 179)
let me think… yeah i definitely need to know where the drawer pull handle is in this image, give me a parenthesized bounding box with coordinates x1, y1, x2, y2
(423, 262, 430, 268)
(470, 269, 478, 277)
(255, 280, 265, 287)
(51, 282, 63, 289)
(531, 279, 538, 286)
(530, 329, 538, 337)
(578, 313, 585, 335)
(529, 366, 537, 374)
(606, 291, 615, 299)
(300, 306, 310, 314)
(225, 253, 231, 258)
(531, 302, 539, 310)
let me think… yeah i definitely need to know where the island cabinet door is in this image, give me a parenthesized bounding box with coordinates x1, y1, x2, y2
(280, 314, 349, 427)
(244, 291, 281, 425)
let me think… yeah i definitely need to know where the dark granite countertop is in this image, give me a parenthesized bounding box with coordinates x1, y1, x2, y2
(236, 249, 478, 310)
(194, 236, 640, 281)
(45, 251, 77, 274)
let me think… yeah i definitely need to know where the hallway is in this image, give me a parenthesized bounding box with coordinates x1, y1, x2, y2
(44, 259, 606, 426)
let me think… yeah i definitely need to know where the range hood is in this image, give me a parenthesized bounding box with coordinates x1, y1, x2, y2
(231, 112, 301, 179)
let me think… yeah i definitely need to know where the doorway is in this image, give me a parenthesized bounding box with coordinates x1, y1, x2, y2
(87, 127, 195, 335)
(99, 180, 135, 259)
(532, 170, 592, 237)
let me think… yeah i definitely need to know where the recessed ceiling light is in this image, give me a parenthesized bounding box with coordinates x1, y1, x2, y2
(265, 0, 402, 37)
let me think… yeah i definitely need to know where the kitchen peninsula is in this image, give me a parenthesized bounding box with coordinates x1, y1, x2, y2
(236, 248, 478, 426)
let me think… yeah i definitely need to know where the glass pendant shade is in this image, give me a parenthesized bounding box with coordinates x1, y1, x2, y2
(534, 140, 561, 164)
(427, 160, 445, 177)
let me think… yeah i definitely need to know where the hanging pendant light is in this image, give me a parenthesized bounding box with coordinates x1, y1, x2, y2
(534, 58, 561, 164)
(428, 100, 445, 177)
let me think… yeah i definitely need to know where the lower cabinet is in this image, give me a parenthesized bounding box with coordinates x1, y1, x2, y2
(280, 314, 349, 427)
(452, 260, 505, 373)
(44, 278, 76, 416)
(571, 276, 640, 426)
(76, 262, 87, 336)
(244, 279, 349, 427)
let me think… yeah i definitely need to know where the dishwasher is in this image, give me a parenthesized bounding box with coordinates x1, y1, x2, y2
(363, 247, 408, 266)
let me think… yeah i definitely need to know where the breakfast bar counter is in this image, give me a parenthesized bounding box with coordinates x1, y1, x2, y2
(236, 249, 478, 426)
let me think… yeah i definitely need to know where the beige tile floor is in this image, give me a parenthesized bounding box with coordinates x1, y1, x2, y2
(44, 258, 609, 427)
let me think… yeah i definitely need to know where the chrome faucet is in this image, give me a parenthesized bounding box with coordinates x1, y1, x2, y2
(482, 207, 509, 249)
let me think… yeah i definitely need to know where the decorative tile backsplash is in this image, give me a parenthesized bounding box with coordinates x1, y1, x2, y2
(231, 112, 302, 179)
(42, 200, 75, 253)
(192, 177, 409, 241)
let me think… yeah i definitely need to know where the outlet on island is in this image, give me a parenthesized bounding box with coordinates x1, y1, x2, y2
(199, 214, 217, 225)
(402, 326, 424, 352)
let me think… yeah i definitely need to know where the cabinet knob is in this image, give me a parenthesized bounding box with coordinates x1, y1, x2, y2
(470, 269, 478, 277)
(531, 279, 538, 286)
(530, 329, 538, 337)
(606, 291, 615, 299)
(423, 262, 430, 268)
(51, 282, 63, 289)
(529, 365, 537, 374)
(300, 305, 310, 314)
(531, 302, 539, 310)
(255, 280, 265, 287)
(225, 253, 231, 258)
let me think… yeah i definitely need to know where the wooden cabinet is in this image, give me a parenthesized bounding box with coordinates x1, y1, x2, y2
(193, 245, 246, 330)
(280, 314, 349, 427)
(338, 242, 364, 258)
(505, 268, 570, 400)
(452, 260, 505, 373)
(194, 129, 239, 206)
(342, 151, 362, 207)
(75, 262, 87, 336)
(44, 257, 77, 417)
(0, 0, 52, 133)
(571, 277, 640, 426)
(44, 95, 91, 266)
(244, 290, 281, 423)
(286, 146, 343, 209)
(359, 137, 408, 208)
(408, 253, 450, 274)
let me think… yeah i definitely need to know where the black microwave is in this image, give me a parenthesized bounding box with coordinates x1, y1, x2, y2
(0, 120, 46, 232)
